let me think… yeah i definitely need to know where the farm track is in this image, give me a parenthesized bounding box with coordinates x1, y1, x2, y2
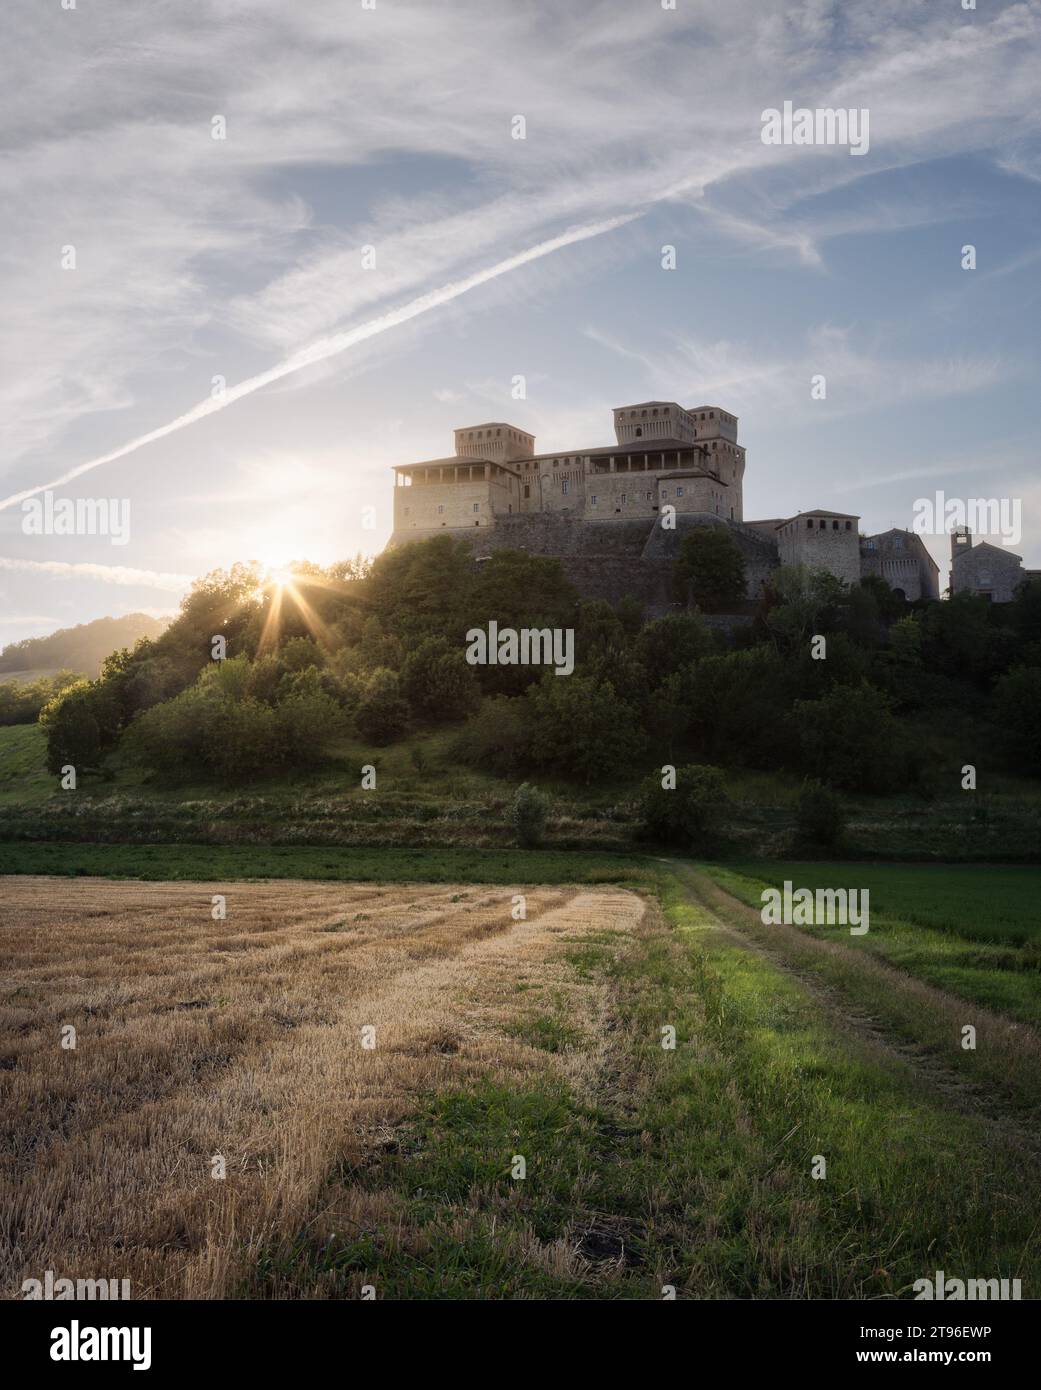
(675, 862, 1041, 1155)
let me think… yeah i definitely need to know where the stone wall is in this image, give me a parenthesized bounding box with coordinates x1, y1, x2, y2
(389, 510, 781, 611)
(951, 543, 1025, 603)
(778, 514, 861, 586)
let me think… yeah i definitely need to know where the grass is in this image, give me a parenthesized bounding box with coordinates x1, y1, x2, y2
(0, 840, 655, 886)
(0, 724, 52, 804)
(252, 865, 1041, 1298)
(5, 721, 1041, 862)
(6, 860, 1041, 1298)
(718, 861, 1041, 944)
(703, 861, 1041, 1030)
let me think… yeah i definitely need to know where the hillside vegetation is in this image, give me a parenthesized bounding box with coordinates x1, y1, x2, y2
(8, 535, 1041, 859)
(0, 611, 167, 677)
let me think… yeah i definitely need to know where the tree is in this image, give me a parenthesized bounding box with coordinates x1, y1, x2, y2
(366, 534, 475, 643)
(355, 668, 410, 744)
(40, 679, 122, 776)
(39, 682, 102, 774)
(673, 527, 747, 611)
(467, 550, 578, 634)
(993, 666, 1041, 773)
(687, 646, 794, 768)
(453, 696, 532, 776)
(635, 612, 712, 686)
(792, 681, 905, 792)
(763, 565, 847, 650)
(635, 764, 728, 846)
(511, 783, 549, 848)
(526, 674, 642, 783)
(858, 574, 906, 622)
(794, 780, 847, 849)
(400, 637, 481, 721)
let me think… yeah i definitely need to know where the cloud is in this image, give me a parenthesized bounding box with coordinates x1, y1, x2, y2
(5, 0, 1039, 485)
(0, 558, 192, 593)
(587, 322, 1013, 425)
(0, 211, 640, 513)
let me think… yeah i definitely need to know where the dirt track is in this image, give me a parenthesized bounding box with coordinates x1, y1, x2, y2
(0, 876, 646, 1298)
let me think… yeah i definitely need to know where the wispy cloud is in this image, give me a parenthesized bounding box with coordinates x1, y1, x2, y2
(0, 213, 641, 514)
(0, 558, 192, 592)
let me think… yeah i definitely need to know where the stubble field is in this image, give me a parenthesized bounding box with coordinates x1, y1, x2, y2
(4, 863, 1041, 1300)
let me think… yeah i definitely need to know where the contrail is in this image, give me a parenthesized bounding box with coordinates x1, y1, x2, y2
(0, 557, 192, 592)
(0, 211, 641, 513)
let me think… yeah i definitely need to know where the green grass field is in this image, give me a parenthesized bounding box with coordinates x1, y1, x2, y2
(702, 860, 1041, 1031)
(0, 839, 655, 886)
(0, 724, 52, 803)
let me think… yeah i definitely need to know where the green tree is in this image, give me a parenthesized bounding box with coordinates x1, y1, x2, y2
(400, 637, 481, 721)
(355, 668, 410, 744)
(688, 646, 794, 767)
(452, 696, 532, 777)
(511, 782, 549, 848)
(673, 526, 747, 611)
(792, 681, 905, 792)
(993, 666, 1041, 773)
(635, 612, 712, 686)
(635, 764, 728, 846)
(794, 779, 847, 849)
(526, 674, 642, 783)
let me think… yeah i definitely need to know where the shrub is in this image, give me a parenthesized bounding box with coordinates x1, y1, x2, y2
(526, 674, 643, 783)
(673, 526, 747, 611)
(794, 779, 847, 849)
(400, 637, 481, 722)
(993, 665, 1041, 773)
(452, 696, 532, 776)
(511, 782, 549, 848)
(635, 764, 728, 846)
(792, 681, 905, 792)
(634, 612, 712, 686)
(355, 668, 410, 745)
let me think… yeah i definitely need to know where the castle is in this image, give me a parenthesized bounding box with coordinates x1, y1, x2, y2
(388, 401, 995, 609)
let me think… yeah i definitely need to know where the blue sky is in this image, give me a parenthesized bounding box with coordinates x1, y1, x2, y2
(1, 0, 1040, 649)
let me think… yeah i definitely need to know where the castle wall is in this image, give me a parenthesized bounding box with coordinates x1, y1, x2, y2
(951, 545, 1024, 602)
(393, 471, 523, 533)
(778, 515, 860, 586)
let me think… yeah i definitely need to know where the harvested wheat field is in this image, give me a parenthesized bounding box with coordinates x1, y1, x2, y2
(0, 876, 646, 1300)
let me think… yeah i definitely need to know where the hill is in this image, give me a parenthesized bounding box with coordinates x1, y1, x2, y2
(0, 612, 168, 678)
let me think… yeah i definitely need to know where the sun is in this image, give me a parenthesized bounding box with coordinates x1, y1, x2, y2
(265, 565, 297, 591)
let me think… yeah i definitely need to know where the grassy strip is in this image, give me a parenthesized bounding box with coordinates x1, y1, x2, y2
(690, 863, 1041, 1121)
(720, 861, 1041, 945)
(706, 861, 1041, 1031)
(245, 868, 1041, 1298)
(0, 839, 655, 887)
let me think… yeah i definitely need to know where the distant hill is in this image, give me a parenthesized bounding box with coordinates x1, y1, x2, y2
(0, 613, 169, 678)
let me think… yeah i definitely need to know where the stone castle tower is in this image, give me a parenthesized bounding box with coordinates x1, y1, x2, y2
(388, 399, 941, 607)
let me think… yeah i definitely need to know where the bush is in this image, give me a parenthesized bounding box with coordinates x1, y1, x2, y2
(526, 674, 643, 783)
(355, 668, 410, 745)
(794, 779, 847, 849)
(791, 681, 905, 792)
(635, 764, 728, 846)
(673, 526, 747, 611)
(452, 696, 532, 776)
(400, 637, 481, 722)
(511, 782, 549, 848)
(993, 666, 1041, 773)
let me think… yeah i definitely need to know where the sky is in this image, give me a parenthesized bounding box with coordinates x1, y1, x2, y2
(1, 0, 1040, 650)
